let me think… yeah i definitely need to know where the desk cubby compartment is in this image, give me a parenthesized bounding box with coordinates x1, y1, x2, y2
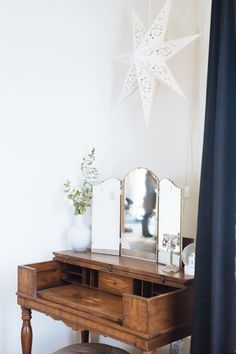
(18, 261, 62, 297)
(60, 263, 98, 288)
(133, 279, 177, 298)
(123, 286, 193, 335)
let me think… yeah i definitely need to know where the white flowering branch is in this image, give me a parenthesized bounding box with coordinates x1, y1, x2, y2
(64, 148, 98, 215)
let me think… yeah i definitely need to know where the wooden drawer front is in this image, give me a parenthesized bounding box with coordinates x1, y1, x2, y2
(99, 272, 133, 296)
(18, 261, 61, 297)
(123, 286, 193, 335)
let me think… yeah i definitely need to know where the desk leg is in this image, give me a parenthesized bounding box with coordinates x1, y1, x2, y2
(21, 307, 32, 354)
(81, 330, 89, 343)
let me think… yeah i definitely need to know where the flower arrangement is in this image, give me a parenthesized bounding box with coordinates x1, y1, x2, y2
(64, 148, 98, 215)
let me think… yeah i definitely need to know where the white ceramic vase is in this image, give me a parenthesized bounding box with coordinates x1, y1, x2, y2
(68, 209, 91, 252)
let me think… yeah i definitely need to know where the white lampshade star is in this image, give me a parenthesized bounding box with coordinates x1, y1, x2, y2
(118, 0, 200, 125)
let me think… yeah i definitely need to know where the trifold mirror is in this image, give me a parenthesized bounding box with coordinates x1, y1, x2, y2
(92, 168, 182, 266)
(122, 168, 158, 262)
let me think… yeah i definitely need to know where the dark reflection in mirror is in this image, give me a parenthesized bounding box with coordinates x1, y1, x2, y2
(142, 171, 157, 237)
(122, 168, 158, 260)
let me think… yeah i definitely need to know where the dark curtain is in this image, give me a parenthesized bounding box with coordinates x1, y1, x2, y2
(190, 0, 236, 354)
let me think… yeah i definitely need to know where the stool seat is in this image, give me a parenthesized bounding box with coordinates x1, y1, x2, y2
(52, 343, 130, 354)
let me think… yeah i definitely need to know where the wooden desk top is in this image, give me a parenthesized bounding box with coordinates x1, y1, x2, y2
(38, 284, 123, 323)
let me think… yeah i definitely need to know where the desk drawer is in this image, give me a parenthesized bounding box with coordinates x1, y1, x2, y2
(18, 261, 61, 297)
(99, 272, 133, 296)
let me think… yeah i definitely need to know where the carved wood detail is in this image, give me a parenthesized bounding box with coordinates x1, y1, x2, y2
(21, 307, 32, 354)
(62, 320, 84, 331)
(47, 315, 84, 331)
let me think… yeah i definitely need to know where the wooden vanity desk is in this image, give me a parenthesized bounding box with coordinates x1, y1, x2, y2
(17, 250, 193, 354)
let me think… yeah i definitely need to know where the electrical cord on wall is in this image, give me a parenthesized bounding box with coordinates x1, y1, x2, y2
(148, 0, 152, 26)
(178, 0, 199, 228)
(179, 0, 198, 32)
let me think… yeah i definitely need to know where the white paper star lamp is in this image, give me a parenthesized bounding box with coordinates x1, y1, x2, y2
(118, 0, 200, 125)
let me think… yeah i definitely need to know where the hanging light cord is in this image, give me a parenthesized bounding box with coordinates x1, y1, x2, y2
(148, 0, 152, 26)
(179, 0, 198, 32)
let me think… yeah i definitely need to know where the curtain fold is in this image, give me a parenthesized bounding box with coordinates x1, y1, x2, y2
(190, 0, 236, 354)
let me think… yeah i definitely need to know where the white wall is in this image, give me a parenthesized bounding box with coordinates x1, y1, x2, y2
(0, 1, 211, 353)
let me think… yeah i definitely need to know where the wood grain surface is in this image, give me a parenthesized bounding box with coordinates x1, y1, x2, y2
(37, 284, 123, 323)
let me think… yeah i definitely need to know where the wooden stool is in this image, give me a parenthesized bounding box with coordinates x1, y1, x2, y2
(52, 343, 130, 354)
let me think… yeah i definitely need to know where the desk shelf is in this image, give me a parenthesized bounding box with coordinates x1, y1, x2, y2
(133, 279, 177, 298)
(61, 263, 98, 288)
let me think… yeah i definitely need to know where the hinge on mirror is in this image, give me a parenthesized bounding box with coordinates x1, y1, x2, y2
(160, 275, 166, 284)
(120, 180, 123, 195)
(107, 264, 113, 272)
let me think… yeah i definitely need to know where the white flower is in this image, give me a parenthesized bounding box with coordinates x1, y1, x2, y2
(64, 148, 98, 215)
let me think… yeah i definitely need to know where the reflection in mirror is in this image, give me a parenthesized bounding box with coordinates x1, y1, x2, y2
(121, 168, 158, 261)
(92, 178, 121, 255)
(158, 179, 182, 267)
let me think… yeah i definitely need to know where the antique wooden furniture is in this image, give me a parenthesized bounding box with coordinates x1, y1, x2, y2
(52, 343, 130, 354)
(17, 250, 194, 354)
